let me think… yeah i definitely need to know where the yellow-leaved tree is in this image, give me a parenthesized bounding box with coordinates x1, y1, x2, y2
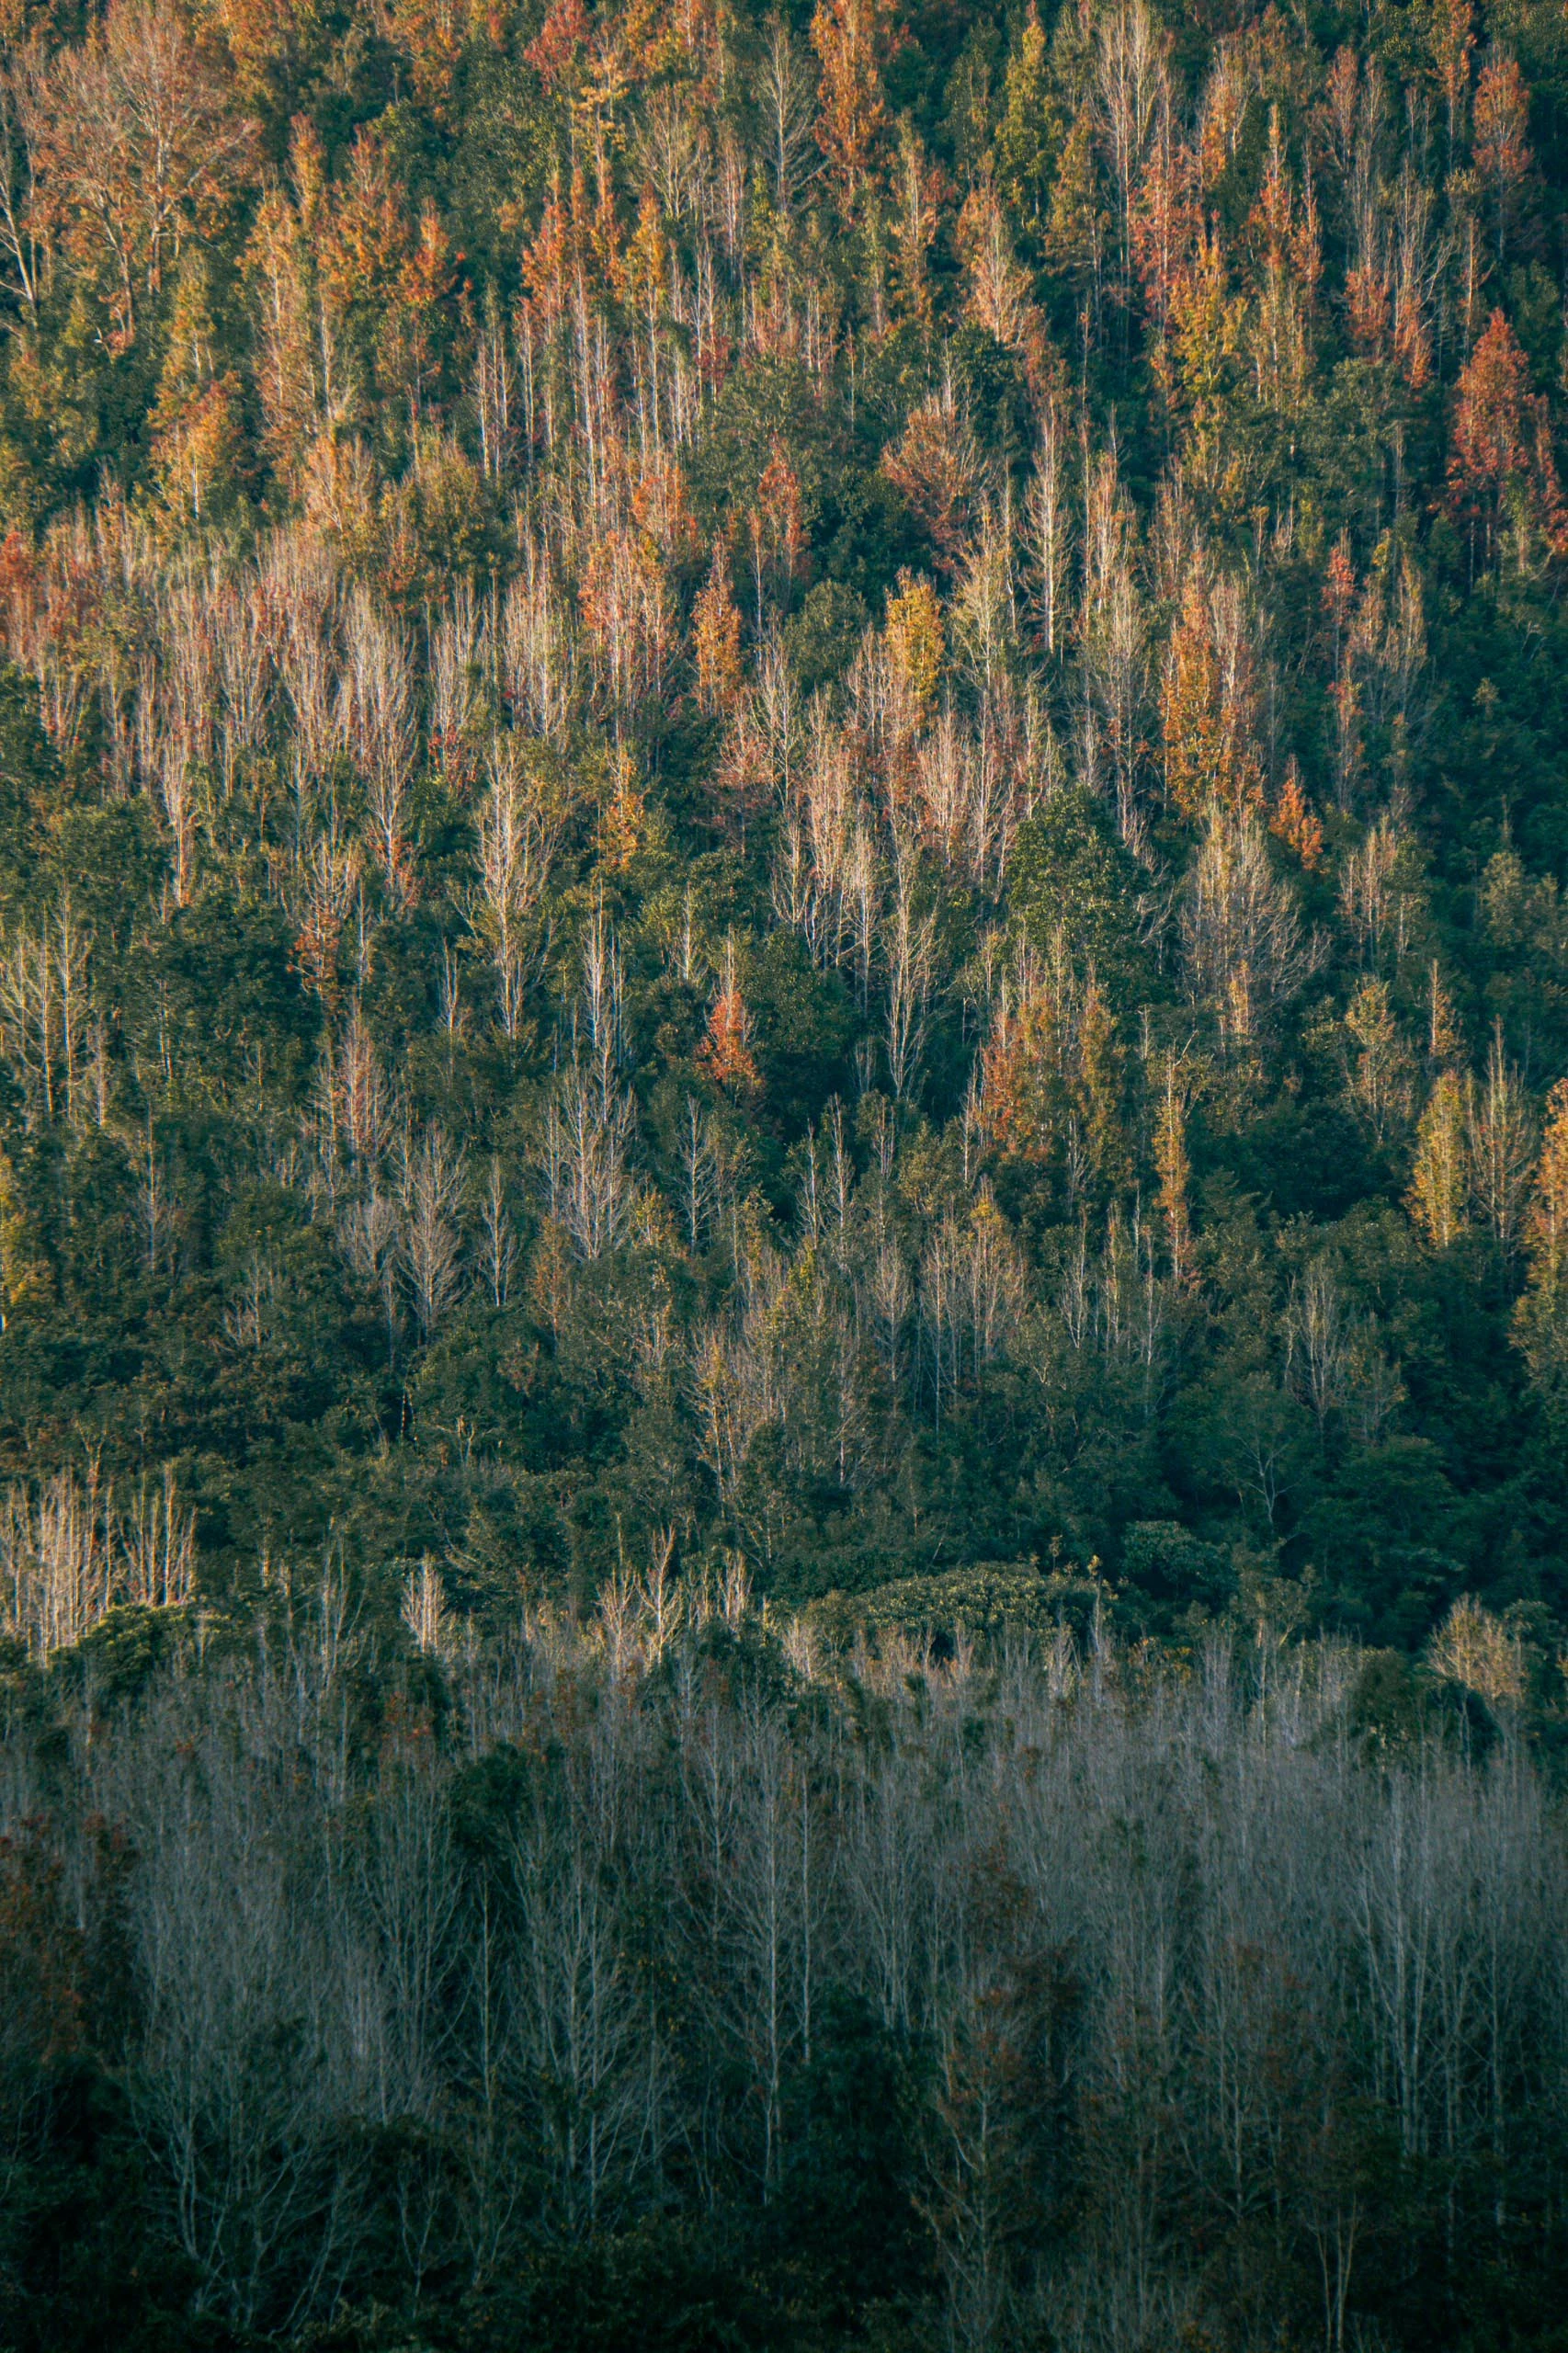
(1514, 1076, 1568, 1426)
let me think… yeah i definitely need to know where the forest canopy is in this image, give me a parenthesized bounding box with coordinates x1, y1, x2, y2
(0, 0, 1564, 1650)
(5, 0, 1568, 2338)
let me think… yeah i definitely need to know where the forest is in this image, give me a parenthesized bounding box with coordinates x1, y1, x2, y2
(2, 0, 1568, 2337)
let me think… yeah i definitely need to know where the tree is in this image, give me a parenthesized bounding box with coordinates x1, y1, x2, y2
(468, 745, 558, 1038)
(757, 18, 820, 219)
(1468, 1029, 1535, 1259)
(1161, 576, 1264, 823)
(881, 391, 983, 574)
(883, 569, 944, 733)
(955, 180, 1052, 402)
(1514, 1075, 1568, 1415)
(1180, 809, 1323, 1047)
(811, 0, 899, 216)
(1153, 1053, 1193, 1282)
(401, 1124, 466, 1336)
(699, 940, 762, 1097)
(1344, 978, 1416, 1149)
(1425, 0, 1474, 156)
(1043, 105, 1105, 310)
(1471, 47, 1533, 267)
(1409, 1071, 1469, 1249)
(994, 5, 1062, 244)
(881, 847, 937, 1101)
(147, 249, 247, 537)
(693, 539, 744, 715)
(33, 4, 256, 350)
(1448, 310, 1567, 572)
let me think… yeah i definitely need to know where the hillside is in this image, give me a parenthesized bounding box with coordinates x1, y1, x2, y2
(0, 0, 1567, 1648)
(6, 0, 1568, 2342)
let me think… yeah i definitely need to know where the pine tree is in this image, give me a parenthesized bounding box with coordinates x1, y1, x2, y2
(1044, 104, 1105, 311)
(994, 5, 1062, 246)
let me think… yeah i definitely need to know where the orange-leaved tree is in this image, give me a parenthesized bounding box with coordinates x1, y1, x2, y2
(1449, 310, 1568, 573)
(33, 1, 256, 351)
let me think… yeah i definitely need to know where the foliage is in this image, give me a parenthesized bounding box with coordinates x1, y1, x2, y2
(2, 0, 1568, 2330)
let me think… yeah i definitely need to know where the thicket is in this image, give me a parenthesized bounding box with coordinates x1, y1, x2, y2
(4, 1597, 1567, 2351)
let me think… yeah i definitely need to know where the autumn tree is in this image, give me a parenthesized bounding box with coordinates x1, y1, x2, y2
(693, 538, 744, 715)
(1515, 1076, 1568, 1420)
(1409, 1072, 1469, 1249)
(884, 569, 944, 733)
(699, 939, 762, 1097)
(32, 3, 256, 350)
(811, 0, 901, 217)
(1471, 47, 1533, 267)
(1449, 310, 1568, 572)
(1161, 576, 1264, 823)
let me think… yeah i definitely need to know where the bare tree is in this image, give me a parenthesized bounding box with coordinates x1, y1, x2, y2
(0, 900, 93, 1129)
(468, 742, 558, 1038)
(1469, 1028, 1536, 1257)
(0, 42, 45, 320)
(1026, 403, 1072, 658)
(883, 842, 938, 1100)
(1181, 809, 1325, 1046)
(0, 1465, 111, 1654)
(339, 590, 417, 905)
(119, 1465, 197, 1609)
(756, 20, 819, 217)
(400, 1125, 466, 1337)
(402, 1558, 449, 1655)
(477, 1155, 518, 1308)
